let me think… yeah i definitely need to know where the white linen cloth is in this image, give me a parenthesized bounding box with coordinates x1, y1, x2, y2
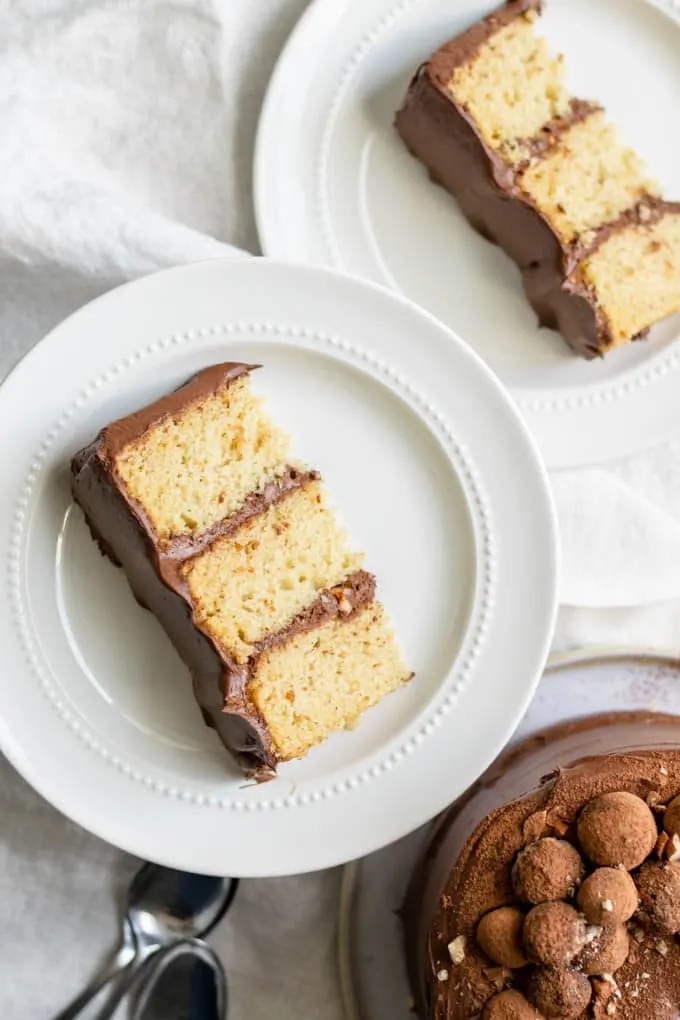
(2, 1, 680, 1018)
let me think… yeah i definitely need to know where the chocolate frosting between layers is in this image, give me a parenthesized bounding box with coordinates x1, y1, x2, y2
(394, 0, 652, 358)
(71, 363, 377, 779)
(403, 712, 680, 1019)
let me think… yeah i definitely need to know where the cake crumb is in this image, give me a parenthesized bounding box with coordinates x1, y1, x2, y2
(437, 969, 449, 982)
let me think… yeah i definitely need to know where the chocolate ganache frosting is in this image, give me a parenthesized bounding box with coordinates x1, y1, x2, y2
(403, 712, 680, 1019)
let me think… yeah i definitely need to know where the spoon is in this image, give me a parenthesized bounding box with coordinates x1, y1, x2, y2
(54, 864, 237, 1020)
(131, 941, 227, 1020)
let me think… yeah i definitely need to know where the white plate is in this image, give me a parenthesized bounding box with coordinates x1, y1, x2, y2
(0, 258, 558, 876)
(339, 655, 680, 1020)
(255, 0, 680, 468)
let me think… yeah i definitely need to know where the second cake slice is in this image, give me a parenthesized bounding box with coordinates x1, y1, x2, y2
(395, 0, 680, 357)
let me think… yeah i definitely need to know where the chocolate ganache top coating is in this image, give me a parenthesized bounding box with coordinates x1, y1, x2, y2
(403, 712, 680, 1019)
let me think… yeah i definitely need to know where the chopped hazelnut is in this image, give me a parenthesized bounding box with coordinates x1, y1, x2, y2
(448, 935, 466, 965)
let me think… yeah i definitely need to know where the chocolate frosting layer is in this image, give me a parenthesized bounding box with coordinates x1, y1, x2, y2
(394, 0, 657, 358)
(403, 711, 680, 1019)
(71, 363, 377, 779)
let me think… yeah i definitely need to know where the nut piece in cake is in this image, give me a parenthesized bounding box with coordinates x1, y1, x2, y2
(577, 791, 658, 869)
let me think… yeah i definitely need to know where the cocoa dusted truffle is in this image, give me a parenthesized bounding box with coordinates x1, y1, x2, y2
(523, 902, 586, 968)
(477, 906, 528, 969)
(636, 861, 680, 933)
(527, 968, 592, 1018)
(483, 989, 543, 1019)
(663, 794, 680, 838)
(577, 922, 629, 976)
(577, 792, 658, 869)
(576, 867, 638, 925)
(512, 838, 585, 904)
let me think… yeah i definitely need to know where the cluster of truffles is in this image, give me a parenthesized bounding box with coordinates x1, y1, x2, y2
(453, 790, 680, 1019)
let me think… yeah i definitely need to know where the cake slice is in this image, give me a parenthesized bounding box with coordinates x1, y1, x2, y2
(395, 0, 680, 358)
(71, 363, 411, 779)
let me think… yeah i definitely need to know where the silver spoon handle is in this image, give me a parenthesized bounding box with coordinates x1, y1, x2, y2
(131, 940, 227, 1020)
(53, 918, 137, 1020)
(92, 943, 158, 1020)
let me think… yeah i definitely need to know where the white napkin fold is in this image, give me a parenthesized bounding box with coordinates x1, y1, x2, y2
(2, 0, 680, 1017)
(554, 439, 680, 651)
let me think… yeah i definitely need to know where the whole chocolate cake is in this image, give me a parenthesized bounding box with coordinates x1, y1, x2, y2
(403, 712, 680, 1019)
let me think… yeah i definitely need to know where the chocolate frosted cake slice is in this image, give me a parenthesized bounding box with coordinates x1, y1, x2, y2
(395, 0, 680, 358)
(71, 363, 411, 779)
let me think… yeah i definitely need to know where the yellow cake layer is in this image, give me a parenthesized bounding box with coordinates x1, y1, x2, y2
(448, 11, 570, 164)
(519, 111, 658, 245)
(115, 375, 291, 542)
(582, 212, 680, 348)
(249, 603, 410, 761)
(184, 481, 363, 664)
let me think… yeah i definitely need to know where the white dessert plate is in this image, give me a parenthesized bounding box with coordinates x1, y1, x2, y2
(339, 654, 680, 1019)
(255, 0, 680, 468)
(0, 258, 557, 876)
